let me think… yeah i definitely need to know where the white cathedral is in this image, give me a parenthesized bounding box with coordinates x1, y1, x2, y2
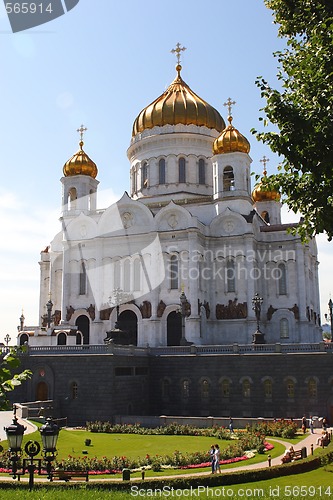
(18, 48, 322, 349)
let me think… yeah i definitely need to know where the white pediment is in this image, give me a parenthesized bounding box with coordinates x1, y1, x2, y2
(210, 208, 250, 237)
(98, 192, 154, 236)
(155, 201, 196, 231)
(64, 212, 98, 241)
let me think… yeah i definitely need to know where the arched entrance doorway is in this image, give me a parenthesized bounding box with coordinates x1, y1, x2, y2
(167, 311, 182, 345)
(36, 381, 48, 401)
(19, 333, 29, 345)
(117, 310, 138, 345)
(57, 332, 67, 345)
(76, 315, 90, 345)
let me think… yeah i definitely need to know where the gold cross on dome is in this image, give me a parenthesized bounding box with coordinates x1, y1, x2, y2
(171, 43, 186, 65)
(223, 97, 236, 117)
(77, 124, 87, 141)
(260, 155, 270, 175)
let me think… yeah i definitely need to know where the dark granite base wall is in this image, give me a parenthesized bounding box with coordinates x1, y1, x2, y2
(11, 351, 333, 425)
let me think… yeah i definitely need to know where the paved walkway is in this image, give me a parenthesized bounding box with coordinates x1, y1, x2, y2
(0, 411, 36, 442)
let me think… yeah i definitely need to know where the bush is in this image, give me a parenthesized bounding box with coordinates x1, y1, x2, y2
(246, 420, 298, 439)
(85, 421, 232, 440)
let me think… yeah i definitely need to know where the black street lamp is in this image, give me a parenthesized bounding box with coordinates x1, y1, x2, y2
(4, 334, 11, 347)
(252, 293, 265, 344)
(4, 405, 26, 479)
(109, 288, 131, 329)
(40, 418, 60, 481)
(5, 409, 60, 489)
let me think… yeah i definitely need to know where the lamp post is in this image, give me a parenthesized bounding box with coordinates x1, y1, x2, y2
(5, 409, 60, 490)
(40, 417, 60, 481)
(4, 334, 11, 347)
(109, 288, 131, 329)
(324, 298, 333, 340)
(4, 405, 26, 479)
(252, 293, 265, 344)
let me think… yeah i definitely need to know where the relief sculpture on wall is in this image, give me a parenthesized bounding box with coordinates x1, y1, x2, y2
(216, 299, 247, 320)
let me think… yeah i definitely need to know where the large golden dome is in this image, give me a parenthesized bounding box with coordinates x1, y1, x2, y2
(132, 65, 225, 136)
(63, 140, 98, 178)
(252, 165, 280, 202)
(213, 115, 250, 155)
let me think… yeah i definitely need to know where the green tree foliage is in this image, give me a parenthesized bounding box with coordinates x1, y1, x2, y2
(253, 0, 333, 240)
(0, 347, 31, 410)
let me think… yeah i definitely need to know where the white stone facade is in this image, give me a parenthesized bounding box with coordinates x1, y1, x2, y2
(18, 89, 321, 349)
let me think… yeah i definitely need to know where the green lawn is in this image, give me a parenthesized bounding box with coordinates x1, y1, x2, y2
(0, 428, 286, 479)
(0, 465, 332, 499)
(0, 428, 328, 499)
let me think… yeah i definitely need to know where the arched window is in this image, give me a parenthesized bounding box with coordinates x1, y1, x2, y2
(181, 379, 190, 398)
(141, 162, 148, 189)
(264, 379, 272, 398)
(287, 379, 295, 398)
(159, 158, 166, 184)
(280, 318, 289, 338)
(170, 255, 179, 290)
(278, 263, 287, 295)
(133, 259, 141, 291)
(68, 187, 77, 210)
(226, 259, 236, 292)
(79, 261, 87, 295)
(221, 379, 230, 398)
(242, 379, 251, 398)
(261, 211, 270, 223)
(213, 163, 218, 194)
(71, 382, 78, 400)
(201, 379, 209, 399)
(162, 379, 170, 399)
(132, 166, 137, 194)
(198, 159, 205, 184)
(114, 260, 120, 289)
(223, 166, 234, 191)
(57, 332, 67, 346)
(179, 157, 186, 183)
(308, 378, 317, 398)
(124, 260, 131, 292)
(76, 332, 82, 345)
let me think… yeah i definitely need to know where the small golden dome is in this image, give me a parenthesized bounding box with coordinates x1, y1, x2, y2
(213, 115, 250, 154)
(132, 65, 225, 136)
(252, 165, 280, 202)
(63, 140, 98, 178)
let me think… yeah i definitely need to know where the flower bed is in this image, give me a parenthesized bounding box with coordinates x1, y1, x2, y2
(0, 422, 281, 474)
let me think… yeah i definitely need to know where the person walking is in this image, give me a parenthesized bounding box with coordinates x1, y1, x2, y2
(229, 417, 234, 433)
(301, 415, 307, 434)
(214, 444, 221, 473)
(210, 445, 216, 473)
(309, 416, 314, 434)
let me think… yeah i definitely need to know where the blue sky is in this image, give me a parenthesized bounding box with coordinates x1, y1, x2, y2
(0, 0, 332, 340)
